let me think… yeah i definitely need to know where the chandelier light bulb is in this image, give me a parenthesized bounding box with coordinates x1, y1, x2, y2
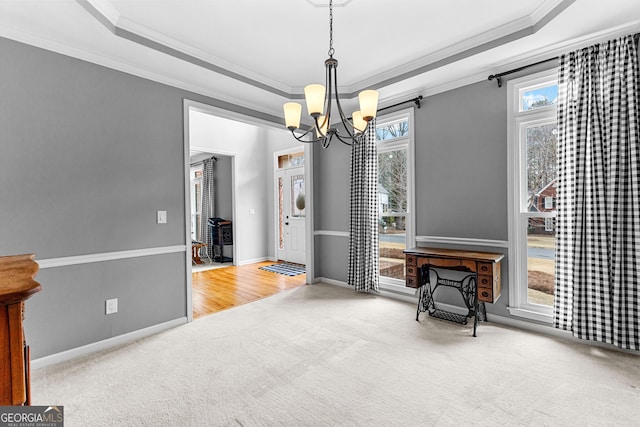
(283, 102, 302, 130)
(352, 111, 366, 134)
(315, 115, 329, 138)
(304, 84, 326, 117)
(359, 90, 379, 121)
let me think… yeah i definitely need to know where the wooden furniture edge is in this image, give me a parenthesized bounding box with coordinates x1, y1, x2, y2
(404, 247, 505, 262)
(0, 254, 41, 305)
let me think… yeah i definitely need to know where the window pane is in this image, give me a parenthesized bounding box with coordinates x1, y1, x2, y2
(527, 218, 555, 306)
(376, 119, 409, 141)
(521, 84, 558, 111)
(378, 148, 407, 280)
(278, 151, 305, 168)
(291, 175, 305, 217)
(526, 123, 557, 213)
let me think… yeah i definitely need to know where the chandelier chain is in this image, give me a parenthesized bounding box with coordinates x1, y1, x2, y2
(328, 0, 334, 57)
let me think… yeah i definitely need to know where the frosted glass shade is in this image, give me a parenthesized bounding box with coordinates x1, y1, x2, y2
(315, 115, 328, 138)
(358, 90, 379, 120)
(304, 84, 326, 116)
(283, 102, 302, 130)
(352, 111, 367, 134)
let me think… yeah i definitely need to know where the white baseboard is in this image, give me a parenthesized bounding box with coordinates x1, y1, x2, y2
(238, 257, 270, 266)
(315, 276, 639, 354)
(31, 317, 188, 370)
(316, 277, 473, 309)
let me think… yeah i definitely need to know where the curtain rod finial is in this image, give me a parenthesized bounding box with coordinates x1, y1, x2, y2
(488, 74, 503, 87)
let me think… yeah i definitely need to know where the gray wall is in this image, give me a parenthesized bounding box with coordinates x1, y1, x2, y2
(415, 82, 508, 240)
(0, 37, 191, 358)
(0, 37, 280, 359)
(313, 79, 514, 315)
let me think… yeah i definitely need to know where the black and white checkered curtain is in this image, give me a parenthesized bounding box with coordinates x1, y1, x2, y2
(348, 120, 379, 293)
(199, 158, 215, 258)
(555, 34, 640, 350)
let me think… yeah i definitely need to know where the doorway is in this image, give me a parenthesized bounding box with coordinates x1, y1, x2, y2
(184, 99, 313, 321)
(276, 164, 306, 265)
(189, 150, 234, 271)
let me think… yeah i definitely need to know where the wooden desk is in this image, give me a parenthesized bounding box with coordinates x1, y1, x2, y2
(404, 247, 504, 335)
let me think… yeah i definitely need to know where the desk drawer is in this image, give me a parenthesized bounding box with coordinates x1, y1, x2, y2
(478, 275, 494, 288)
(406, 275, 419, 288)
(478, 262, 493, 275)
(406, 265, 417, 276)
(406, 255, 417, 266)
(478, 287, 493, 302)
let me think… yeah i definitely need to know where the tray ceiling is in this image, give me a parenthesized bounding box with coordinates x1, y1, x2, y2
(0, 0, 639, 122)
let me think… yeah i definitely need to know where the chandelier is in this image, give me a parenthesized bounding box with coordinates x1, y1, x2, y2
(282, 0, 379, 148)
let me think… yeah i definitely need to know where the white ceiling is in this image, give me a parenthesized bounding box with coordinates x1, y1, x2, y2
(1, 0, 639, 124)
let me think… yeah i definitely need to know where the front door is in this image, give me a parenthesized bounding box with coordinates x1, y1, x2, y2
(276, 166, 305, 265)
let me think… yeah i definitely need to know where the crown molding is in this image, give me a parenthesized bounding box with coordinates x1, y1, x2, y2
(348, 0, 575, 96)
(77, 0, 579, 101)
(78, 0, 293, 98)
(4, 0, 638, 126)
(0, 22, 285, 123)
(489, 19, 640, 79)
(305, 0, 353, 6)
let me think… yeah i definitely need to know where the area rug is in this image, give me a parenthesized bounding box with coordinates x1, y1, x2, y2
(260, 263, 305, 276)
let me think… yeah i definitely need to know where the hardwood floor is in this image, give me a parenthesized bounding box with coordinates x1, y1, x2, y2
(192, 261, 307, 319)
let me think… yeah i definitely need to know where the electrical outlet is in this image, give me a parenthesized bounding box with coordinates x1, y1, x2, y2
(106, 298, 118, 315)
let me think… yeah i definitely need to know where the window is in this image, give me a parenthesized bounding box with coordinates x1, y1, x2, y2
(508, 69, 558, 322)
(376, 110, 415, 286)
(190, 168, 203, 241)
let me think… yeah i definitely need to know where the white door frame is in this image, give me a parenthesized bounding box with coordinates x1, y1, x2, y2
(183, 100, 243, 322)
(183, 99, 315, 323)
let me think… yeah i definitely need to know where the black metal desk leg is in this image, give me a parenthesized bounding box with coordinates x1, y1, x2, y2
(473, 297, 479, 337)
(416, 285, 423, 321)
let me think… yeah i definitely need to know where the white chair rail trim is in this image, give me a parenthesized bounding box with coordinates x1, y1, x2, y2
(314, 230, 350, 237)
(36, 245, 187, 269)
(416, 236, 508, 248)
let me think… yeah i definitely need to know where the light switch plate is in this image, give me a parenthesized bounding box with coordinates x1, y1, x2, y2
(157, 210, 167, 224)
(106, 298, 118, 315)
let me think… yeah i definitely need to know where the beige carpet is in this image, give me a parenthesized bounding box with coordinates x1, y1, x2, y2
(31, 283, 639, 426)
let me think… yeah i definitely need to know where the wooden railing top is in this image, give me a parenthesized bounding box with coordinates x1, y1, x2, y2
(0, 254, 41, 305)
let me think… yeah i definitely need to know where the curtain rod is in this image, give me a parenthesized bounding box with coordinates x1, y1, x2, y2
(190, 155, 217, 167)
(488, 57, 559, 87)
(489, 32, 640, 87)
(378, 96, 423, 112)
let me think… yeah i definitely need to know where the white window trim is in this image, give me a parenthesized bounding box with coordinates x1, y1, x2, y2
(190, 165, 203, 242)
(507, 69, 557, 323)
(376, 108, 416, 288)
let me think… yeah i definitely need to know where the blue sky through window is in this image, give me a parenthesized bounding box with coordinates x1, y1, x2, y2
(522, 85, 558, 111)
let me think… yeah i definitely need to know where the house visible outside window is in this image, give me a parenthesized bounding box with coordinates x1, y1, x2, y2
(544, 196, 554, 210)
(376, 110, 415, 285)
(507, 69, 558, 322)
